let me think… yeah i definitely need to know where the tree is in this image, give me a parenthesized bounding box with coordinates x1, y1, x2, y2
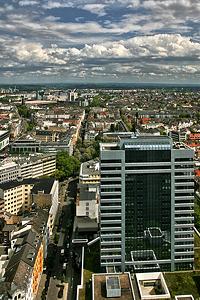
(76, 136, 82, 148)
(95, 135, 101, 142)
(41, 289, 46, 300)
(50, 170, 65, 180)
(83, 148, 93, 160)
(18, 105, 28, 117)
(74, 149, 82, 160)
(104, 134, 112, 142)
(110, 124, 115, 132)
(83, 140, 92, 148)
(194, 198, 200, 232)
(40, 175, 50, 178)
(61, 275, 66, 283)
(196, 112, 200, 120)
(55, 150, 81, 178)
(179, 113, 191, 118)
(85, 107, 90, 113)
(160, 130, 166, 135)
(54, 233, 59, 244)
(26, 123, 35, 132)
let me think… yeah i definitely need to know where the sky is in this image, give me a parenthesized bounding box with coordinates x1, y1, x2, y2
(1, 0, 200, 84)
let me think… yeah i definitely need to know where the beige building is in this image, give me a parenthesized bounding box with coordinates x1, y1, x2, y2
(19, 153, 56, 179)
(0, 159, 21, 183)
(0, 154, 56, 184)
(79, 158, 100, 185)
(0, 178, 58, 234)
(34, 130, 59, 142)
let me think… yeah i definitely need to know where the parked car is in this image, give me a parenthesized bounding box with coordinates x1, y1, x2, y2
(58, 289, 63, 298)
(63, 262, 67, 270)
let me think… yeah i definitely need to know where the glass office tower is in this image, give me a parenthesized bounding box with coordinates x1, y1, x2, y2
(100, 134, 194, 273)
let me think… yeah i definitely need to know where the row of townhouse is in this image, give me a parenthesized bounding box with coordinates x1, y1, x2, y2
(0, 208, 51, 299)
(0, 153, 56, 183)
(0, 177, 59, 299)
(0, 104, 22, 142)
(0, 178, 58, 236)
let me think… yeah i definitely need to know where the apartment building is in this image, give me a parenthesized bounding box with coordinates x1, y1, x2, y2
(79, 158, 100, 184)
(0, 159, 21, 183)
(76, 183, 99, 221)
(0, 154, 56, 183)
(34, 130, 59, 142)
(19, 153, 56, 178)
(3, 228, 43, 300)
(0, 178, 58, 234)
(100, 134, 194, 273)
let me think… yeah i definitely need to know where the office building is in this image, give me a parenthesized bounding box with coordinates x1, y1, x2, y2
(10, 135, 40, 153)
(0, 130, 9, 151)
(100, 134, 194, 273)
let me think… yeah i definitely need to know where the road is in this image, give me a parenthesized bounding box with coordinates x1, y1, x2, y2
(42, 178, 81, 300)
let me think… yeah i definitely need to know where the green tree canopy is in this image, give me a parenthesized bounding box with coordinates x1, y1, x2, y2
(74, 149, 82, 160)
(18, 105, 28, 117)
(194, 198, 200, 232)
(76, 136, 82, 148)
(179, 113, 191, 118)
(54, 150, 81, 179)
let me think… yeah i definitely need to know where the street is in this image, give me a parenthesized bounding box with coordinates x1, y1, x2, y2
(36, 178, 81, 300)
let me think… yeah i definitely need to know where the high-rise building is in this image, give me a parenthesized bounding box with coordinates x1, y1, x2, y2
(100, 134, 194, 273)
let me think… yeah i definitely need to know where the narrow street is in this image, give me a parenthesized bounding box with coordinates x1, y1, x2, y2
(36, 178, 81, 300)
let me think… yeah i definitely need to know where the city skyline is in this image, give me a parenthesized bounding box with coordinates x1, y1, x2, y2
(1, 0, 200, 84)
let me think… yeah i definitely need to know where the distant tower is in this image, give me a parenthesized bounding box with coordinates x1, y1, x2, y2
(21, 95, 25, 106)
(40, 91, 44, 100)
(68, 90, 78, 102)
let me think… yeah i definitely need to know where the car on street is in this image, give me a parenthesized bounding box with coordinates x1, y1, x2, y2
(60, 248, 65, 256)
(62, 262, 67, 270)
(58, 289, 63, 298)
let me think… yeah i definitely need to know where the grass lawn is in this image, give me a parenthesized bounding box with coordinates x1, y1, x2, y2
(79, 241, 100, 300)
(79, 237, 200, 300)
(164, 272, 200, 299)
(194, 233, 200, 247)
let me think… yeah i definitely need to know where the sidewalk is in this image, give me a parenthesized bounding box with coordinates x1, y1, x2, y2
(35, 273, 46, 300)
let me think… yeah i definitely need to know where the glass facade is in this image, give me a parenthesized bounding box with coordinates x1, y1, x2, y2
(125, 149, 171, 272)
(100, 135, 194, 273)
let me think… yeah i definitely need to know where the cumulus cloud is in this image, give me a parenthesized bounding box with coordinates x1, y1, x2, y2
(0, 0, 200, 83)
(80, 4, 107, 17)
(42, 1, 74, 9)
(44, 15, 60, 21)
(0, 4, 14, 13)
(19, 0, 39, 6)
(1, 33, 199, 83)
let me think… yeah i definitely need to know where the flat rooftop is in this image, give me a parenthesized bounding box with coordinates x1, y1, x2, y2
(175, 296, 194, 300)
(93, 273, 134, 300)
